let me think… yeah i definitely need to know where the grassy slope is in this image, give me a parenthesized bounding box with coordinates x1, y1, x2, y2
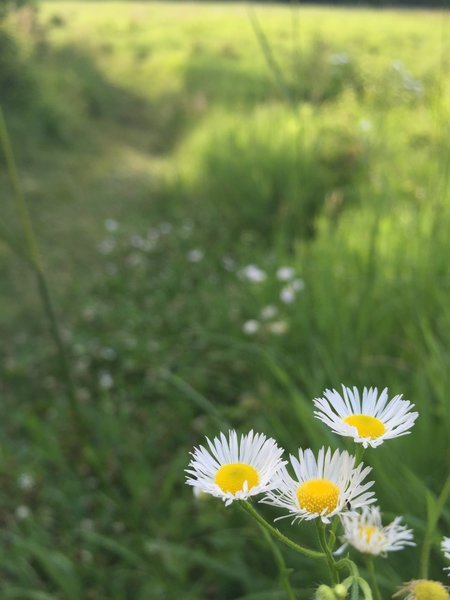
(0, 2, 449, 598)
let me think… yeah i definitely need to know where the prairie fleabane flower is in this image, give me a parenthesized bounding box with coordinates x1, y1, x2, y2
(442, 537, 450, 575)
(394, 580, 450, 600)
(313, 386, 418, 448)
(185, 430, 285, 506)
(261, 447, 375, 523)
(340, 506, 415, 556)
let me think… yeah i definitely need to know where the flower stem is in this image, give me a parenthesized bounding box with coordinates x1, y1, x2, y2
(316, 520, 339, 585)
(0, 105, 87, 440)
(258, 524, 297, 600)
(354, 445, 365, 466)
(240, 501, 325, 560)
(365, 557, 381, 600)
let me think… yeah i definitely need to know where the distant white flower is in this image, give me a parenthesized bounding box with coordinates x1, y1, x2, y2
(186, 430, 286, 506)
(442, 537, 450, 575)
(187, 249, 204, 263)
(340, 506, 415, 556)
(276, 267, 295, 281)
(261, 305, 278, 320)
(240, 264, 267, 283)
(104, 218, 118, 232)
(392, 59, 404, 72)
(266, 321, 289, 335)
(97, 239, 116, 255)
(280, 285, 295, 304)
(222, 256, 236, 271)
(313, 386, 418, 448)
(17, 473, 35, 491)
(100, 347, 117, 361)
(15, 505, 31, 520)
(359, 118, 373, 132)
(291, 278, 305, 292)
(99, 372, 114, 390)
(262, 447, 375, 524)
(330, 53, 350, 65)
(242, 320, 260, 335)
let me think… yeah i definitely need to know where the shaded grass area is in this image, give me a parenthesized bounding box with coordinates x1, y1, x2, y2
(0, 2, 450, 598)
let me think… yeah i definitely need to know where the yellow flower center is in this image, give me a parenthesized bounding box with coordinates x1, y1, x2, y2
(296, 479, 339, 514)
(358, 525, 378, 542)
(344, 414, 386, 439)
(412, 580, 449, 600)
(214, 463, 259, 494)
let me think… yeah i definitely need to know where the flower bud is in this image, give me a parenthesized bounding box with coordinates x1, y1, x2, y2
(315, 585, 336, 600)
(333, 584, 348, 598)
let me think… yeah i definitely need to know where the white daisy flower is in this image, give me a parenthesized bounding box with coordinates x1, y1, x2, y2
(239, 264, 267, 283)
(313, 386, 418, 448)
(340, 506, 415, 556)
(242, 320, 260, 335)
(442, 537, 450, 575)
(185, 430, 286, 506)
(276, 266, 295, 281)
(394, 580, 450, 600)
(262, 447, 375, 524)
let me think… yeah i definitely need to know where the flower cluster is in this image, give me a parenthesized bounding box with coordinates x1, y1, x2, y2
(186, 386, 419, 560)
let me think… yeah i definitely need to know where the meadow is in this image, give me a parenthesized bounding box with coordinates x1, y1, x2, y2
(0, 1, 449, 598)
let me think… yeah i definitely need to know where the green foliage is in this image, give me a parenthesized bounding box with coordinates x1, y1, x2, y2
(1, 2, 449, 598)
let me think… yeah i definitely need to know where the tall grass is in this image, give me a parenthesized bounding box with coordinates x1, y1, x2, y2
(0, 2, 449, 598)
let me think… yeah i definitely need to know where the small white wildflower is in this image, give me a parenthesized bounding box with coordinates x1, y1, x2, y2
(242, 320, 260, 335)
(239, 264, 267, 283)
(15, 505, 31, 520)
(261, 305, 278, 320)
(276, 266, 295, 281)
(291, 278, 305, 292)
(186, 430, 286, 506)
(359, 118, 373, 132)
(100, 347, 117, 361)
(262, 447, 375, 524)
(187, 249, 204, 263)
(222, 256, 236, 271)
(280, 285, 296, 304)
(266, 321, 289, 335)
(99, 372, 114, 390)
(442, 537, 450, 575)
(340, 506, 415, 556)
(97, 239, 116, 255)
(330, 53, 350, 65)
(17, 474, 35, 491)
(104, 218, 118, 232)
(313, 386, 418, 448)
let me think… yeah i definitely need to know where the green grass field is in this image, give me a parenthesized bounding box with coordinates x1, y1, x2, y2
(1, 2, 450, 598)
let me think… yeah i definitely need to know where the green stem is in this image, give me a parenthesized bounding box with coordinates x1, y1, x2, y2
(316, 520, 339, 585)
(240, 501, 325, 560)
(258, 524, 297, 600)
(420, 472, 450, 578)
(0, 105, 87, 440)
(336, 558, 359, 578)
(354, 445, 366, 466)
(365, 557, 381, 600)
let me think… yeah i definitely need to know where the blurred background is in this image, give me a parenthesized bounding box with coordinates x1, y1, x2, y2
(0, 0, 449, 598)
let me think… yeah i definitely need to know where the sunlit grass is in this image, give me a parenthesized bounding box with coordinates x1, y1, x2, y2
(0, 2, 449, 598)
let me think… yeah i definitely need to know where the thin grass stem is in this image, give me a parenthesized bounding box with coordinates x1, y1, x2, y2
(0, 105, 87, 439)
